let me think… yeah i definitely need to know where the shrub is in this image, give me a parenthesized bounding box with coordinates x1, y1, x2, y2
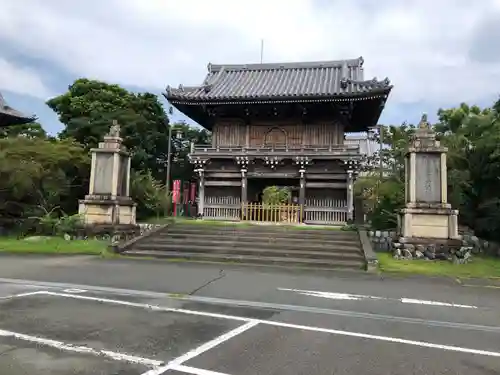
(262, 186, 291, 206)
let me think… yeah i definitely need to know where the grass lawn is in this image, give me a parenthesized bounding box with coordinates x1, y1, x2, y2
(377, 252, 500, 279)
(0, 237, 108, 255)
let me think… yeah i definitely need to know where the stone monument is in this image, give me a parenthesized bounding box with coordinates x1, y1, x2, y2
(399, 113, 460, 247)
(78, 120, 137, 226)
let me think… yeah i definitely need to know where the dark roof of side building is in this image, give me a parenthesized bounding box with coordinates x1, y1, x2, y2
(166, 56, 392, 103)
(0, 93, 35, 126)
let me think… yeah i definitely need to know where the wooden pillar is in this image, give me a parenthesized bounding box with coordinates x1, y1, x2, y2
(299, 168, 306, 206)
(197, 169, 205, 217)
(347, 170, 354, 221)
(241, 168, 248, 204)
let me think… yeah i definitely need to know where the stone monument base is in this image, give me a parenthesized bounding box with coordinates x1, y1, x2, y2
(78, 195, 137, 226)
(400, 203, 459, 240)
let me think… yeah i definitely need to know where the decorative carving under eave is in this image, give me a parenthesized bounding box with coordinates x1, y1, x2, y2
(343, 159, 360, 178)
(192, 157, 208, 173)
(264, 156, 281, 169)
(294, 156, 310, 170)
(206, 108, 217, 117)
(235, 156, 250, 171)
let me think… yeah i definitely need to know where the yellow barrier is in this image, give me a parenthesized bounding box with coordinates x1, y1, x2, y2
(241, 203, 303, 223)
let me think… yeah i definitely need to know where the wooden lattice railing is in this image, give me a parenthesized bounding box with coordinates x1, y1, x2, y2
(241, 203, 303, 224)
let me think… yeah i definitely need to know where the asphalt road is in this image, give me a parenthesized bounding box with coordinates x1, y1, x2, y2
(0, 254, 499, 374)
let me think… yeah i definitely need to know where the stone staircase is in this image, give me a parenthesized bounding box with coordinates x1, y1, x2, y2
(121, 222, 367, 270)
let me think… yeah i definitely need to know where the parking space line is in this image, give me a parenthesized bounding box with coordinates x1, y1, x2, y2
(38, 291, 500, 358)
(142, 321, 258, 375)
(0, 291, 48, 300)
(0, 328, 164, 367)
(42, 291, 251, 322)
(258, 320, 500, 357)
(171, 364, 230, 375)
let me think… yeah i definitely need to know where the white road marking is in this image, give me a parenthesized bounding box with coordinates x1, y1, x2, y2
(278, 288, 385, 301)
(400, 298, 477, 309)
(0, 328, 164, 367)
(257, 320, 500, 357)
(171, 364, 231, 375)
(279, 288, 478, 309)
(0, 291, 47, 300)
(42, 291, 250, 322)
(39, 291, 500, 358)
(141, 321, 258, 375)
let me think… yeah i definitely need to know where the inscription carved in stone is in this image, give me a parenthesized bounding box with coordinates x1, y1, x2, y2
(93, 154, 114, 194)
(415, 154, 441, 203)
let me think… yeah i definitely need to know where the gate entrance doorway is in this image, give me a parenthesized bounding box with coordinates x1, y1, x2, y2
(244, 178, 302, 224)
(248, 178, 299, 204)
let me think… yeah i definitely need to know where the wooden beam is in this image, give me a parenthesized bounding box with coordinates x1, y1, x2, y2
(248, 172, 299, 178)
(306, 173, 346, 180)
(306, 182, 347, 189)
(205, 181, 242, 187)
(205, 172, 241, 178)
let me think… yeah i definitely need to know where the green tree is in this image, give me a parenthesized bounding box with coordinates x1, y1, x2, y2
(436, 101, 500, 239)
(0, 136, 89, 232)
(47, 79, 170, 180)
(356, 123, 414, 229)
(0, 122, 47, 138)
(169, 121, 211, 183)
(130, 170, 171, 220)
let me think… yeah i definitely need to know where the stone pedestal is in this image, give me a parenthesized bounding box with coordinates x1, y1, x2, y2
(78, 121, 137, 226)
(398, 114, 459, 248)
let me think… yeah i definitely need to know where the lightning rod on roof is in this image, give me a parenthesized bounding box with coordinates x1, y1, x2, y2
(260, 39, 264, 64)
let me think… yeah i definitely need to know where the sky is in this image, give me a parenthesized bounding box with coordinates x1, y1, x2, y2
(1, 0, 500, 135)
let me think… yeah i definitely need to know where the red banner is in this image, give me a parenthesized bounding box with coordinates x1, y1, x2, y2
(189, 182, 196, 202)
(172, 179, 181, 204)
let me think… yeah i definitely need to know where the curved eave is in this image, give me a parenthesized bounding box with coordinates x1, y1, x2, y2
(166, 86, 393, 106)
(0, 113, 36, 127)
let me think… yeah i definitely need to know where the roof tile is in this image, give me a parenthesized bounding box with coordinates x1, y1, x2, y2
(0, 92, 34, 126)
(167, 57, 391, 102)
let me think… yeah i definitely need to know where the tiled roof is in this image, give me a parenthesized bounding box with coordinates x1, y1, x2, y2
(166, 57, 392, 103)
(0, 93, 34, 126)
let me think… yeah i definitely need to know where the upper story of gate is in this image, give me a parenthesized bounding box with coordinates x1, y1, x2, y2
(165, 57, 392, 158)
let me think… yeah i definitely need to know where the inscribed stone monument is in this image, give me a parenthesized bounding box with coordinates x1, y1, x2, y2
(399, 113, 459, 242)
(78, 120, 137, 226)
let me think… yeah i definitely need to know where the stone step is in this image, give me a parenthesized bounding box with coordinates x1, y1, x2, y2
(122, 250, 365, 270)
(160, 226, 358, 240)
(171, 222, 353, 233)
(139, 237, 362, 252)
(130, 242, 364, 261)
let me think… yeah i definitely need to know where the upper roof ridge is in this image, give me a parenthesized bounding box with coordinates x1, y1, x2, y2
(208, 57, 364, 72)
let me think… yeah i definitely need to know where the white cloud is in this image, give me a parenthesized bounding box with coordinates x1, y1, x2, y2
(0, 58, 51, 98)
(1, 0, 500, 119)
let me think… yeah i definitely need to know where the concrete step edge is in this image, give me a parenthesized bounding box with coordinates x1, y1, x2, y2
(159, 228, 359, 239)
(123, 250, 365, 268)
(154, 234, 360, 245)
(136, 240, 362, 253)
(128, 244, 364, 259)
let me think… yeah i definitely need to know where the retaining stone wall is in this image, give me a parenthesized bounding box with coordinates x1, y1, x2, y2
(367, 229, 500, 263)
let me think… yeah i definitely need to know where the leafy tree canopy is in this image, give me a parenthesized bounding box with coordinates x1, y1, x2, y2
(0, 122, 47, 139)
(47, 79, 170, 179)
(0, 136, 89, 231)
